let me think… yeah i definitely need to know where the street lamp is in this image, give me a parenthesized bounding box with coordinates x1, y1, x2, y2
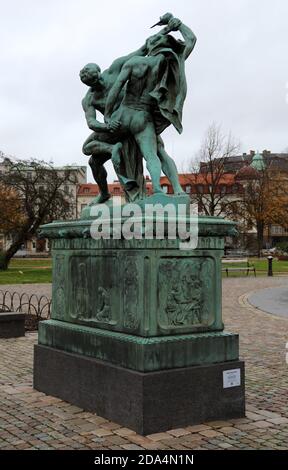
(267, 255, 273, 277)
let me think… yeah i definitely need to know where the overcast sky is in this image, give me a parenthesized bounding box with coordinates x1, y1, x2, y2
(1, 0, 287, 182)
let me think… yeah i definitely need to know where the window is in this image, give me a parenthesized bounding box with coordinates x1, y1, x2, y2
(197, 185, 204, 194)
(185, 185, 191, 194)
(83, 188, 90, 194)
(271, 225, 283, 235)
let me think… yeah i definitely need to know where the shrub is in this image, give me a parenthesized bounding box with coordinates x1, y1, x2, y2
(276, 242, 288, 254)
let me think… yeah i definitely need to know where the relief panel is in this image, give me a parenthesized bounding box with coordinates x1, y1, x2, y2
(157, 257, 215, 332)
(67, 255, 119, 327)
(51, 254, 66, 320)
(122, 255, 141, 331)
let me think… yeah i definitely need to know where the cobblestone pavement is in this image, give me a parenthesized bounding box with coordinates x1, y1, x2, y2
(0, 277, 288, 450)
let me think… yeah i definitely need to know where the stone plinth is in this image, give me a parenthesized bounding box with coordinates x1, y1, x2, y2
(34, 214, 245, 434)
(34, 345, 245, 435)
(0, 312, 25, 338)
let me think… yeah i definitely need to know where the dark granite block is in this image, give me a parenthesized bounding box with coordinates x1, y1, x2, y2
(0, 312, 25, 338)
(34, 344, 245, 435)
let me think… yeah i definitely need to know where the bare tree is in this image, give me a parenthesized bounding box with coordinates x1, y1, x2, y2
(0, 157, 77, 270)
(188, 123, 240, 216)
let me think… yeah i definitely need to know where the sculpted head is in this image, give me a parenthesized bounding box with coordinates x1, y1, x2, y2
(80, 63, 101, 86)
(146, 33, 185, 56)
(146, 34, 171, 54)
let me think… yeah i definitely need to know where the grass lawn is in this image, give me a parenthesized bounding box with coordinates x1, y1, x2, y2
(1, 257, 287, 284)
(222, 257, 288, 277)
(0, 258, 52, 284)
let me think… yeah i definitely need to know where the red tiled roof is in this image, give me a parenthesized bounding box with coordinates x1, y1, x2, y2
(77, 183, 122, 196)
(77, 184, 98, 196)
(160, 173, 236, 185)
(78, 181, 153, 196)
(78, 173, 239, 197)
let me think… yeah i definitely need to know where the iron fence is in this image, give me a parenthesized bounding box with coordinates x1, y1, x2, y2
(0, 290, 51, 330)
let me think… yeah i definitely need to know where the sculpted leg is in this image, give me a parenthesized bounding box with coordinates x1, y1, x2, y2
(88, 155, 111, 203)
(157, 136, 185, 195)
(134, 125, 163, 194)
(83, 139, 113, 157)
(111, 142, 123, 177)
(112, 142, 139, 191)
(82, 131, 115, 203)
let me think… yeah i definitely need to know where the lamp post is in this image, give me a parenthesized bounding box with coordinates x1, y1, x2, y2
(267, 255, 273, 277)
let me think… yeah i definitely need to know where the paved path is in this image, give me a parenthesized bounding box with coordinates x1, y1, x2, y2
(0, 284, 52, 299)
(249, 286, 288, 318)
(0, 277, 288, 450)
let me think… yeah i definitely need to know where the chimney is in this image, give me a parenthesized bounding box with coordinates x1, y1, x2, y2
(250, 150, 255, 156)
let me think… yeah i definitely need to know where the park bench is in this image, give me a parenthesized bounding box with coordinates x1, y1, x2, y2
(222, 258, 256, 277)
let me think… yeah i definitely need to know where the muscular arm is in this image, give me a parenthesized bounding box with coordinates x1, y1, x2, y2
(82, 90, 106, 131)
(105, 64, 132, 120)
(156, 14, 197, 60)
(178, 22, 197, 60)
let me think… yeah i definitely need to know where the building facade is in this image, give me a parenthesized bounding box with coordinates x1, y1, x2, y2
(0, 160, 87, 256)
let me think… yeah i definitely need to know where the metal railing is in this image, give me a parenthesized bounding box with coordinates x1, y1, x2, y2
(0, 290, 51, 330)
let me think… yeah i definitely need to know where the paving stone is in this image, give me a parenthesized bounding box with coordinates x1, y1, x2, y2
(205, 420, 233, 428)
(199, 430, 223, 438)
(114, 428, 136, 437)
(146, 432, 172, 441)
(121, 444, 144, 450)
(185, 424, 211, 433)
(91, 428, 114, 437)
(0, 278, 288, 450)
(245, 412, 265, 421)
(267, 418, 288, 425)
(219, 426, 242, 435)
(166, 428, 191, 437)
(254, 421, 274, 428)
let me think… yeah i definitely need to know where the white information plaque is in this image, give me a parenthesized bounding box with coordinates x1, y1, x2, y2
(223, 369, 241, 388)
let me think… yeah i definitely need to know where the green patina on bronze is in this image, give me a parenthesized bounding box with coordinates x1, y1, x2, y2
(80, 13, 196, 205)
(39, 320, 239, 372)
(46, 238, 223, 336)
(38, 214, 237, 370)
(37, 13, 239, 374)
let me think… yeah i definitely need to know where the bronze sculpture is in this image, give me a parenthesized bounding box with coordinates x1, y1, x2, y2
(80, 13, 197, 203)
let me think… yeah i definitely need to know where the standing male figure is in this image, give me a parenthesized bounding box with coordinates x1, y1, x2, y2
(104, 15, 197, 194)
(80, 41, 148, 203)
